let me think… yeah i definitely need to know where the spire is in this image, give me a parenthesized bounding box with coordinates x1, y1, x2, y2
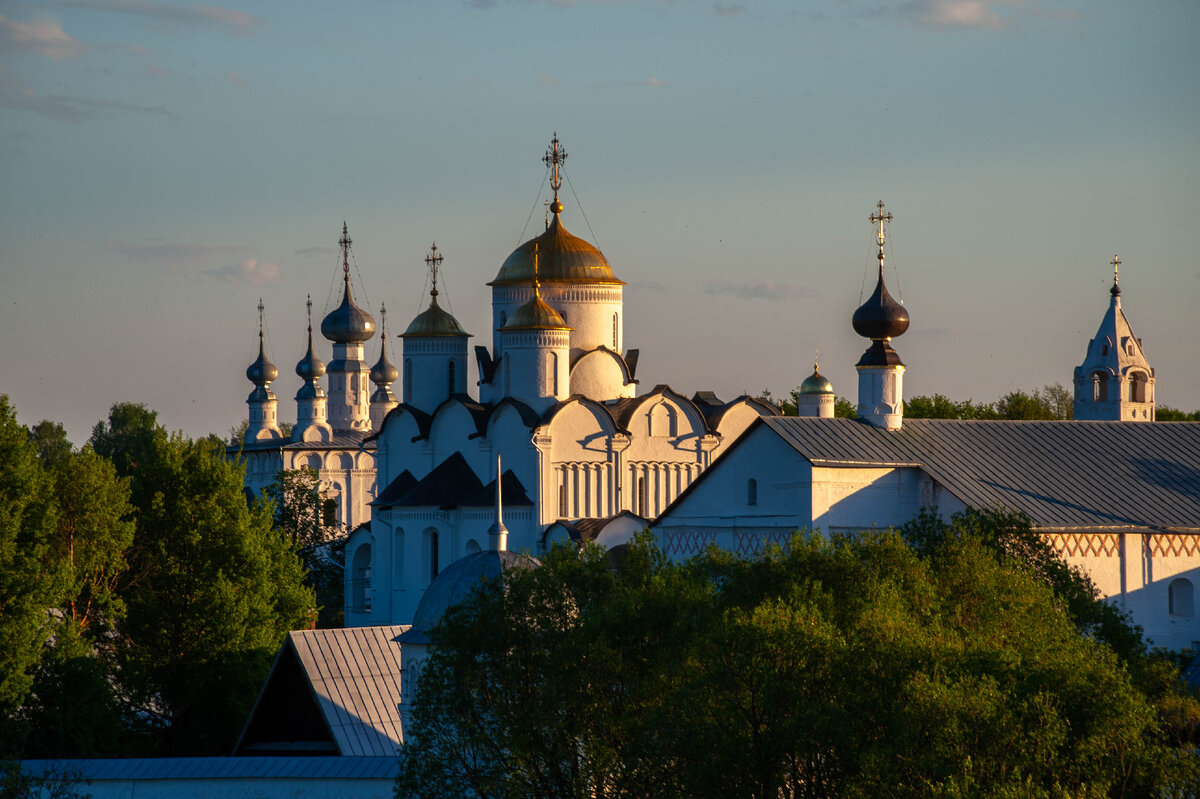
(853, 201, 909, 344)
(370, 303, 399, 388)
(339, 221, 352, 285)
(543, 133, 567, 216)
(1110, 254, 1121, 298)
(296, 294, 326, 381)
(246, 297, 278, 387)
(871, 200, 893, 281)
(488, 453, 508, 552)
(321, 222, 375, 343)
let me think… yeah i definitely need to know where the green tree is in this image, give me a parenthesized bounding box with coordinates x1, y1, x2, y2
(0, 397, 68, 719)
(118, 434, 314, 754)
(398, 525, 1182, 798)
(1156, 406, 1200, 421)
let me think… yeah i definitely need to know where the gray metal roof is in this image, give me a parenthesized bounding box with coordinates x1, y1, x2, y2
(760, 417, 1200, 532)
(289, 626, 408, 756)
(18, 756, 398, 781)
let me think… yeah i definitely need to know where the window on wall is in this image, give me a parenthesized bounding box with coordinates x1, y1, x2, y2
(448, 361, 456, 396)
(404, 359, 413, 404)
(1091, 372, 1108, 402)
(747, 478, 758, 506)
(351, 544, 371, 613)
(1129, 372, 1147, 403)
(551, 351, 559, 395)
(559, 472, 568, 517)
(637, 477, 646, 517)
(428, 530, 439, 582)
(613, 313, 618, 350)
(500, 311, 507, 327)
(1169, 578, 1194, 618)
(504, 353, 511, 396)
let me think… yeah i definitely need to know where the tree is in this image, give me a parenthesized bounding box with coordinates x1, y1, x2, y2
(0, 397, 68, 720)
(1157, 406, 1200, 421)
(118, 434, 314, 754)
(398, 525, 1185, 798)
(264, 467, 345, 628)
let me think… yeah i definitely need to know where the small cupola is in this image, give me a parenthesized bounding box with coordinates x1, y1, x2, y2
(853, 202, 909, 430)
(321, 223, 376, 344)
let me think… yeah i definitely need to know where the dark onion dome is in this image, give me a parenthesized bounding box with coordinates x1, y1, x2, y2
(490, 208, 625, 287)
(799, 364, 833, 395)
(401, 295, 469, 338)
(370, 339, 399, 387)
(398, 550, 539, 645)
(246, 340, 278, 386)
(321, 277, 376, 343)
(296, 329, 326, 381)
(852, 269, 909, 341)
(501, 292, 571, 331)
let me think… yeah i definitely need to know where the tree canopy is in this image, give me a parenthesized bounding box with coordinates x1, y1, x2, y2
(397, 516, 1199, 799)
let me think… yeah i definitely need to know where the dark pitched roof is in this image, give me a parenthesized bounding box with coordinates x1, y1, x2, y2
(462, 470, 534, 507)
(371, 469, 417, 509)
(758, 417, 1200, 532)
(391, 452, 483, 509)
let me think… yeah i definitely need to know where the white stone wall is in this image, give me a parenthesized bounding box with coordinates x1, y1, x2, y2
(402, 335, 469, 414)
(326, 341, 371, 432)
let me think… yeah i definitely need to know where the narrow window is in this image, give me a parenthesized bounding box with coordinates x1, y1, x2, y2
(747, 478, 758, 506)
(613, 312, 619, 350)
(429, 530, 439, 582)
(637, 477, 646, 517)
(504, 353, 511, 396)
(1091, 372, 1108, 402)
(559, 472, 568, 517)
(448, 360, 456, 396)
(551, 351, 559, 395)
(500, 311, 507, 327)
(351, 545, 372, 613)
(404, 359, 413, 404)
(1169, 578, 1194, 618)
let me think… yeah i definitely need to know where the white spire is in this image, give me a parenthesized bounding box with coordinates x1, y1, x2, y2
(487, 453, 508, 552)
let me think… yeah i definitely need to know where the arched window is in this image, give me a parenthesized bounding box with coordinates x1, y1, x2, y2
(747, 478, 758, 506)
(550, 351, 559, 395)
(404, 359, 413, 404)
(613, 313, 619, 350)
(637, 477, 646, 517)
(500, 311, 507, 327)
(1169, 578, 1194, 618)
(448, 360, 456, 396)
(559, 471, 568, 517)
(504, 353, 511, 396)
(1129, 372, 1147, 403)
(394, 527, 405, 584)
(1091, 371, 1108, 402)
(351, 544, 372, 613)
(465, 539, 481, 555)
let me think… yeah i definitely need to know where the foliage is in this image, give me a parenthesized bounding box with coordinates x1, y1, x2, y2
(760, 388, 856, 418)
(264, 467, 339, 550)
(116, 432, 313, 754)
(1156, 406, 1200, 421)
(397, 522, 1189, 798)
(0, 397, 68, 718)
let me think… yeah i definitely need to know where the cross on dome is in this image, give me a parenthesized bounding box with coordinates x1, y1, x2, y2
(425, 242, 443, 298)
(543, 133, 567, 211)
(339, 222, 352, 279)
(306, 294, 313, 331)
(257, 297, 265, 340)
(870, 200, 893, 246)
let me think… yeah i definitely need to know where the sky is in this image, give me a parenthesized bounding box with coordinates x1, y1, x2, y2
(1, 0, 1197, 444)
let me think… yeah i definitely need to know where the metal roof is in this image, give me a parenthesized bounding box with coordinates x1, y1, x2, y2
(238, 625, 409, 757)
(759, 417, 1200, 531)
(19, 756, 398, 781)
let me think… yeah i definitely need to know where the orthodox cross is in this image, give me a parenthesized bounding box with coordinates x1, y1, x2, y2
(425, 242, 443, 299)
(870, 200, 893, 247)
(379, 302, 388, 336)
(257, 298, 265, 341)
(543, 133, 567, 203)
(306, 294, 313, 332)
(1112, 254, 1121, 285)
(339, 222, 352, 279)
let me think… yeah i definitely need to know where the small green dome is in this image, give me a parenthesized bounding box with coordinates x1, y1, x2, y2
(799, 365, 833, 395)
(401, 296, 469, 338)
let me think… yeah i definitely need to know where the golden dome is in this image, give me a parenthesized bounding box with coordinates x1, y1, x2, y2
(490, 212, 624, 287)
(502, 293, 572, 331)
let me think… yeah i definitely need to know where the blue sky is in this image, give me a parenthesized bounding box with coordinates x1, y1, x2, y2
(2, 0, 1197, 442)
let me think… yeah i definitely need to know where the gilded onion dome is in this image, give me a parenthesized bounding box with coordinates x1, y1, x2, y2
(490, 136, 623, 287)
(370, 304, 400, 387)
(799, 362, 833, 395)
(321, 222, 377, 343)
(490, 211, 624, 287)
(502, 246, 571, 331)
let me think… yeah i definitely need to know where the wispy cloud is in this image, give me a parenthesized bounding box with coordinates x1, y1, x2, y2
(224, 70, 245, 86)
(1, 91, 177, 122)
(627, 279, 668, 293)
(704, 279, 818, 302)
(713, 3, 745, 17)
(294, 246, 337, 258)
(899, 0, 1076, 31)
(539, 74, 558, 86)
(203, 258, 281, 287)
(146, 63, 171, 77)
(53, 0, 260, 37)
(106, 240, 245, 268)
(0, 14, 80, 59)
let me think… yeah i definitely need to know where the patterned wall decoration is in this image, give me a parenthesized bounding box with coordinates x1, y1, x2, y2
(1147, 533, 1200, 559)
(1045, 532, 1120, 558)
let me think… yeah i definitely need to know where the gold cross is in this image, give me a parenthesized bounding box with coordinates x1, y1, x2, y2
(870, 200, 893, 246)
(425, 242, 443, 297)
(543, 133, 567, 200)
